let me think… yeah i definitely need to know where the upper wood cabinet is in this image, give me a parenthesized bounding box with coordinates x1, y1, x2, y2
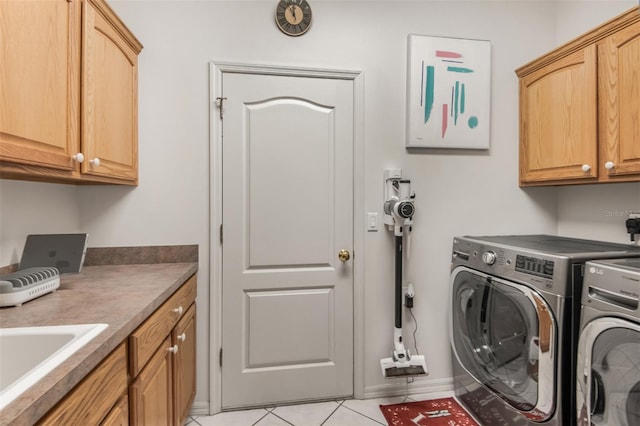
(0, 0, 142, 185)
(599, 19, 640, 180)
(516, 7, 640, 186)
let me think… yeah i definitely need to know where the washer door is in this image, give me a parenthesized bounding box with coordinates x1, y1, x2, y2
(577, 318, 640, 426)
(450, 266, 557, 421)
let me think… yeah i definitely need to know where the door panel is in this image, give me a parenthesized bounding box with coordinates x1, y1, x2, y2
(0, 0, 80, 170)
(82, 0, 138, 181)
(519, 45, 597, 183)
(246, 288, 334, 367)
(599, 20, 640, 178)
(221, 72, 354, 408)
(246, 99, 335, 269)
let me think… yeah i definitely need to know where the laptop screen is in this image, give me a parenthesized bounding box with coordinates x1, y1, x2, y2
(19, 234, 88, 274)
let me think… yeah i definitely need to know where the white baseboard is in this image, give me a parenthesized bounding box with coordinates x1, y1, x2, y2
(189, 378, 454, 417)
(190, 401, 211, 417)
(363, 377, 454, 399)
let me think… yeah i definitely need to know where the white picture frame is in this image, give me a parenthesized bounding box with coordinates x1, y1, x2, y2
(406, 34, 491, 149)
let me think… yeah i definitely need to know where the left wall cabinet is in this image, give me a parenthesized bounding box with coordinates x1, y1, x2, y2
(0, 0, 143, 185)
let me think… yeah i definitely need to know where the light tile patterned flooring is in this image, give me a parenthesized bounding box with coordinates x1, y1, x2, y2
(186, 391, 454, 426)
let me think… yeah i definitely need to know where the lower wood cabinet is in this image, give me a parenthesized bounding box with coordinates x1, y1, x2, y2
(38, 274, 197, 426)
(130, 336, 174, 425)
(173, 304, 197, 425)
(129, 275, 197, 425)
(101, 395, 130, 426)
(129, 303, 196, 426)
(38, 344, 128, 425)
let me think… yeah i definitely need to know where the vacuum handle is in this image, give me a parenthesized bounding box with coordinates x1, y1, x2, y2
(395, 235, 403, 329)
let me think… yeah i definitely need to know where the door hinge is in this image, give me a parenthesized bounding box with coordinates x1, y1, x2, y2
(219, 224, 223, 244)
(219, 347, 222, 368)
(215, 97, 227, 120)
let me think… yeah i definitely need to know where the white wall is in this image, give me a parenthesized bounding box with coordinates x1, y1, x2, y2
(0, 180, 80, 265)
(0, 0, 637, 413)
(98, 0, 558, 405)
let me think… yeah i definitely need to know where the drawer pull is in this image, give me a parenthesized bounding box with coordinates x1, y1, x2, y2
(168, 345, 179, 354)
(178, 332, 187, 342)
(173, 306, 184, 316)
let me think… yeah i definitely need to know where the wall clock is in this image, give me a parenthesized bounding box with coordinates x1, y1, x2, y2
(275, 0, 312, 37)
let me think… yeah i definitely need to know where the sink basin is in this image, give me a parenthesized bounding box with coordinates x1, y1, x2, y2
(0, 323, 107, 410)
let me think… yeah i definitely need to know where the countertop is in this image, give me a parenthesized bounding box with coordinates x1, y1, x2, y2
(0, 261, 198, 425)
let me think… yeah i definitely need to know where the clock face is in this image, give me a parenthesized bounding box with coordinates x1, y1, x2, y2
(275, 0, 312, 37)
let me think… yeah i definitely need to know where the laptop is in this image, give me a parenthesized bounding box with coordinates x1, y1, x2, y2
(19, 234, 89, 274)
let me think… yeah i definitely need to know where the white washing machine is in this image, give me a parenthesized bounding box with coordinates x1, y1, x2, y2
(577, 258, 640, 426)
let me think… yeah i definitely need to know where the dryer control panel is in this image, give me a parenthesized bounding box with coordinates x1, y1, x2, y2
(451, 236, 576, 296)
(515, 255, 555, 279)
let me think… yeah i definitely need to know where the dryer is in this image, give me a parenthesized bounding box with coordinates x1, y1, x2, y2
(450, 235, 640, 426)
(576, 258, 640, 426)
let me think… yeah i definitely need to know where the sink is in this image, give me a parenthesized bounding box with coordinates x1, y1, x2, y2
(0, 323, 108, 410)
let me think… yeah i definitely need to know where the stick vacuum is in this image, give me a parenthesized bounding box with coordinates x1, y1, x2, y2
(380, 172, 428, 379)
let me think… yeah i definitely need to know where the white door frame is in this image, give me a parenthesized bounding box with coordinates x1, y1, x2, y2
(209, 61, 365, 414)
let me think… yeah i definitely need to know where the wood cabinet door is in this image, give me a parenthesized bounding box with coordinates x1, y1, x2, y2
(173, 304, 196, 425)
(38, 344, 128, 426)
(101, 394, 129, 426)
(82, 0, 138, 182)
(599, 19, 640, 179)
(0, 0, 80, 170)
(519, 45, 598, 185)
(130, 336, 173, 426)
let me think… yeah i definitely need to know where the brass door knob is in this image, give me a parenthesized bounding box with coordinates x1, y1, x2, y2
(338, 249, 351, 262)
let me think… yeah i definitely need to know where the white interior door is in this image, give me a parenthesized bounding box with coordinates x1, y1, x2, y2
(221, 71, 354, 409)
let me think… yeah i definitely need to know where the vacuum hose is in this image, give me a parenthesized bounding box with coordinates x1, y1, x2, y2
(395, 235, 403, 329)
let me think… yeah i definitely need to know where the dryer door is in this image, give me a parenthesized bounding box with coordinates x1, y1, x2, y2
(576, 318, 640, 426)
(450, 266, 557, 421)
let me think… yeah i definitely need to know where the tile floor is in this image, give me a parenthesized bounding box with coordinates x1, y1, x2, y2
(186, 391, 454, 426)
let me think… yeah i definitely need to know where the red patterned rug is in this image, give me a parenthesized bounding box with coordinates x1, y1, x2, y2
(379, 397, 480, 426)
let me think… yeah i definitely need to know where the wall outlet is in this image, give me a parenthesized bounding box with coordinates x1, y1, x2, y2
(404, 283, 415, 308)
(626, 212, 640, 242)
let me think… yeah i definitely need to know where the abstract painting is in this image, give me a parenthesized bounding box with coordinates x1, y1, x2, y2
(406, 35, 491, 149)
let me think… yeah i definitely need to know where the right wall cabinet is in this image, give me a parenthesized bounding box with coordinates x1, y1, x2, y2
(516, 7, 640, 186)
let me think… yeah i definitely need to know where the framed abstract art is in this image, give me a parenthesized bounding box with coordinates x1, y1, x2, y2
(406, 34, 491, 149)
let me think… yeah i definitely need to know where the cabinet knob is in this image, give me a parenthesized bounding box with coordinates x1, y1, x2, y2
(604, 161, 615, 170)
(72, 153, 85, 163)
(178, 333, 187, 342)
(167, 345, 179, 354)
(581, 164, 591, 172)
(173, 306, 184, 316)
(89, 157, 101, 167)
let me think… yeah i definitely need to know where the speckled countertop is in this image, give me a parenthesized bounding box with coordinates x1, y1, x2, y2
(0, 256, 198, 425)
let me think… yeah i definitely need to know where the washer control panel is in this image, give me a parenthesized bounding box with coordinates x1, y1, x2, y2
(451, 236, 571, 294)
(481, 251, 497, 265)
(515, 255, 555, 279)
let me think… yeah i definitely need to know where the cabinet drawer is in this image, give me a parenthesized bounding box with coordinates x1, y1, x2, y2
(129, 275, 196, 376)
(38, 343, 128, 425)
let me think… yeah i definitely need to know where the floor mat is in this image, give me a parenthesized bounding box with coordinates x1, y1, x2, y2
(379, 397, 480, 426)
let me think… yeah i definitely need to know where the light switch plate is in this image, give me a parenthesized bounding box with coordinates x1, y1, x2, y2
(367, 212, 378, 232)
